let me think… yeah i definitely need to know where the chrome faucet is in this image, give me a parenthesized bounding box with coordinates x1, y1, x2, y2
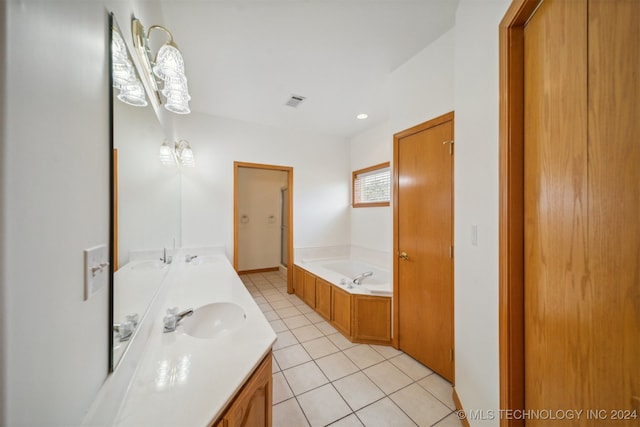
(160, 248, 172, 264)
(185, 254, 198, 263)
(352, 271, 373, 285)
(163, 307, 194, 332)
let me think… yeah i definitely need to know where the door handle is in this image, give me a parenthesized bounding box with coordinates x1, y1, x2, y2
(399, 252, 409, 260)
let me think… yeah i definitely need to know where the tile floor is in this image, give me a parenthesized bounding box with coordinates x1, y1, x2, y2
(240, 271, 464, 427)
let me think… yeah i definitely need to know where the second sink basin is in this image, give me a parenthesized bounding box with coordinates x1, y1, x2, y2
(181, 302, 246, 339)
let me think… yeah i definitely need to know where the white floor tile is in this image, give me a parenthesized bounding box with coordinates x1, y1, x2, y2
(344, 345, 385, 369)
(304, 311, 325, 324)
(389, 383, 451, 427)
(272, 355, 281, 373)
(363, 361, 413, 395)
(333, 372, 385, 411)
(297, 384, 352, 427)
(315, 321, 338, 336)
(273, 344, 311, 370)
(316, 352, 360, 381)
(272, 371, 294, 404)
(282, 361, 329, 395)
(327, 333, 357, 350)
(432, 412, 464, 427)
(356, 397, 416, 426)
(273, 398, 310, 427)
(276, 306, 303, 319)
(389, 353, 433, 381)
(370, 344, 403, 359)
(270, 299, 294, 309)
(258, 302, 273, 312)
(253, 296, 267, 305)
(283, 314, 312, 329)
(418, 374, 455, 410)
(291, 324, 324, 342)
(301, 336, 340, 359)
(328, 414, 364, 426)
(263, 310, 280, 321)
(269, 319, 289, 333)
(296, 303, 315, 313)
(273, 330, 299, 350)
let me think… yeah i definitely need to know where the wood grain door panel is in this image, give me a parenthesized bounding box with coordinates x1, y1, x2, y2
(396, 113, 454, 382)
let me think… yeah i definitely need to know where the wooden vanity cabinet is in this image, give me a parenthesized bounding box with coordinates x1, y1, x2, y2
(353, 296, 391, 344)
(315, 278, 332, 320)
(293, 265, 304, 299)
(211, 351, 273, 427)
(302, 271, 316, 308)
(331, 286, 351, 336)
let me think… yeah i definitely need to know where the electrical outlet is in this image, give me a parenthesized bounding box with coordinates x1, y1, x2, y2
(84, 244, 109, 300)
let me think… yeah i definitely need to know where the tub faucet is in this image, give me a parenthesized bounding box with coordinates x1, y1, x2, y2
(353, 271, 373, 285)
(185, 254, 198, 263)
(160, 248, 172, 264)
(163, 307, 194, 332)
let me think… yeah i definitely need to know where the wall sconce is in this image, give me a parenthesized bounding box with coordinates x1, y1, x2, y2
(160, 140, 195, 168)
(132, 18, 191, 114)
(111, 24, 147, 107)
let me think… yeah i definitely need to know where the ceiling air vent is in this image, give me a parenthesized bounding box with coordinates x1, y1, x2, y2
(285, 94, 306, 108)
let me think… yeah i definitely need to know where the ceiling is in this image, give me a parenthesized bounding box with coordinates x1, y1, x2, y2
(159, 0, 459, 138)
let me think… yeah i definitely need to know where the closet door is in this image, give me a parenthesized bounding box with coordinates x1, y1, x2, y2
(523, 0, 639, 423)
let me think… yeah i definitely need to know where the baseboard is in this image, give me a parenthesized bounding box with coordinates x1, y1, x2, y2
(452, 388, 471, 427)
(237, 267, 280, 274)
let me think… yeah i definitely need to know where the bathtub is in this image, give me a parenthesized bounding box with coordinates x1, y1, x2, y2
(298, 258, 392, 296)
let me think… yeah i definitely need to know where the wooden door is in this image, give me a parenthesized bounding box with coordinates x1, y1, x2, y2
(394, 112, 454, 382)
(514, 0, 640, 423)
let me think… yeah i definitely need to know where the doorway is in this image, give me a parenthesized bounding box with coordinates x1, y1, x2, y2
(234, 162, 294, 293)
(500, 0, 639, 424)
(393, 112, 455, 383)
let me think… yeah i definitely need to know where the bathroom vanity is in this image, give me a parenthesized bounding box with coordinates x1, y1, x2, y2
(293, 264, 391, 345)
(85, 251, 276, 426)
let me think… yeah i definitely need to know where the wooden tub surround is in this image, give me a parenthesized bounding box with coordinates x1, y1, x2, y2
(293, 264, 392, 345)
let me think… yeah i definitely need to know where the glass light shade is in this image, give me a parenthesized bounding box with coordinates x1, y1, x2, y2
(159, 141, 176, 165)
(161, 74, 189, 97)
(117, 80, 148, 107)
(164, 99, 191, 114)
(153, 44, 185, 80)
(112, 61, 136, 89)
(180, 146, 195, 168)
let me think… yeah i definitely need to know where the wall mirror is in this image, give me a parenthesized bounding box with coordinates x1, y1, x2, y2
(110, 14, 181, 370)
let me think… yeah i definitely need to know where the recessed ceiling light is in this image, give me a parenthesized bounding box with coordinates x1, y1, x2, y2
(357, 113, 368, 120)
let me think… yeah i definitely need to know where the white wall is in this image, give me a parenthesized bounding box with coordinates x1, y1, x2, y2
(454, 0, 510, 425)
(237, 168, 288, 271)
(2, 2, 110, 425)
(349, 29, 455, 257)
(0, 1, 166, 425)
(177, 113, 351, 258)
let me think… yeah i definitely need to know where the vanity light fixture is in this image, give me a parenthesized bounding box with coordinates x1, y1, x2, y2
(111, 25, 147, 107)
(160, 140, 195, 168)
(132, 18, 191, 114)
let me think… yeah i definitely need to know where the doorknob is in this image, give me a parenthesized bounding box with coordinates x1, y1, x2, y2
(399, 252, 409, 260)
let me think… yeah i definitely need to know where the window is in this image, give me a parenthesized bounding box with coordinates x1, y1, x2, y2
(352, 162, 391, 207)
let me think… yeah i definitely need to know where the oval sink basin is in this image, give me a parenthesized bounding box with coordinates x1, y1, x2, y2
(181, 302, 246, 339)
(131, 260, 166, 271)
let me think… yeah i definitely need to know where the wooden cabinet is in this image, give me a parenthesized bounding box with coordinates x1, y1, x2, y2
(353, 295, 391, 344)
(331, 286, 351, 336)
(302, 271, 316, 308)
(315, 278, 332, 320)
(293, 265, 391, 346)
(211, 351, 272, 427)
(293, 265, 304, 299)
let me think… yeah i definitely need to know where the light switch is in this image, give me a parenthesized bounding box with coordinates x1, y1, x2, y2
(84, 244, 109, 300)
(471, 225, 478, 246)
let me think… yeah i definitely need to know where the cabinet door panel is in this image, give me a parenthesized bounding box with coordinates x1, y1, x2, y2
(316, 278, 332, 320)
(303, 272, 316, 307)
(331, 287, 351, 337)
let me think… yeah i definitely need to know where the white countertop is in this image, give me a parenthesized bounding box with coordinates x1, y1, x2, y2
(113, 254, 276, 427)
